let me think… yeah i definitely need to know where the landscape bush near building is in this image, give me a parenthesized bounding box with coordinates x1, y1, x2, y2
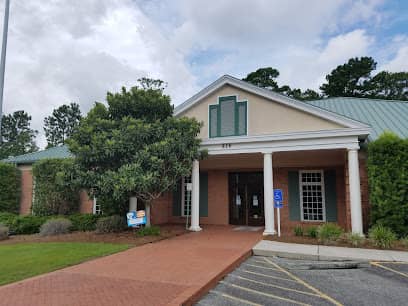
(32, 158, 80, 216)
(0, 163, 20, 213)
(368, 132, 408, 237)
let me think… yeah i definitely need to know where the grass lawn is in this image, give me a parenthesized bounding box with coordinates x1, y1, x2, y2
(0, 242, 129, 286)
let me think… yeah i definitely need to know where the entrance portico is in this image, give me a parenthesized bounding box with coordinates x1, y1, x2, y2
(188, 130, 367, 235)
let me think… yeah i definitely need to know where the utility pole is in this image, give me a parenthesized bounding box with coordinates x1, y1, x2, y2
(0, 0, 10, 143)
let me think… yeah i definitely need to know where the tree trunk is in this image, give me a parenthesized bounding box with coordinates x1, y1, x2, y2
(145, 201, 151, 227)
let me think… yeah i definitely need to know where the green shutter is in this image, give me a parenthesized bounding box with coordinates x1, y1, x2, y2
(199, 172, 208, 217)
(324, 170, 337, 222)
(288, 171, 301, 221)
(209, 105, 218, 138)
(172, 180, 182, 216)
(236, 101, 247, 135)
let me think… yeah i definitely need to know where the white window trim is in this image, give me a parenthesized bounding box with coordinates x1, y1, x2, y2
(299, 170, 326, 222)
(93, 196, 101, 215)
(181, 176, 192, 217)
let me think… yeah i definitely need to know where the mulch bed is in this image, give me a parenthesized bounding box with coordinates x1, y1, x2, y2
(264, 234, 408, 251)
(0, 224, 188, 246)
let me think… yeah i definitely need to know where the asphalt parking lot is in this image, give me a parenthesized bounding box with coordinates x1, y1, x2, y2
(197, 256, 408, 306)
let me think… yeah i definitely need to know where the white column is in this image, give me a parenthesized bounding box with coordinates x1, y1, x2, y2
(263, 153, 276, 235)
(189, 159, 202, 231)
(348, 149, 363, 235)
(129, 196, 137, 211)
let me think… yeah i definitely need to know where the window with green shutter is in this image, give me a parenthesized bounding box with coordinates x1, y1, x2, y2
(209, 95, 247, 138)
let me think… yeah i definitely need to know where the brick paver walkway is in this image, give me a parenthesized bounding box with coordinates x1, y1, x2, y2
(0, 226, 261, 306)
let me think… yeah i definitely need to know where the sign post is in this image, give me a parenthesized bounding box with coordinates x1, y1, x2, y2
(273, 189, 283, 237)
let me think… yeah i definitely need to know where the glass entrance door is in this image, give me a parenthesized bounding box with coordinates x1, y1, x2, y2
(229, 172, 264, 226)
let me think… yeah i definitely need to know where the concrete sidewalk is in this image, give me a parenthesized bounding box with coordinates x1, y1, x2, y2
(0, 226, 262, 306)
(253, 240, 408, 262)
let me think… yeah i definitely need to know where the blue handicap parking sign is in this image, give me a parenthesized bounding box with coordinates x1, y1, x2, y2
(273, 189, 283, 208)
(274, 189, 283, 202)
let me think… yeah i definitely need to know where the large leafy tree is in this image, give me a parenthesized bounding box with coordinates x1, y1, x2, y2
(44, 102, 82, 148)
(0, 111, 38, 159)
(68, 79, 202, 225)
(320, 57, 376, 97)
(243, 67, 321, 101)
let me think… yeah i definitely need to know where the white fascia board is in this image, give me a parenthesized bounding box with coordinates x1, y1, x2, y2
(201, 128, 370, 146)
(174, 75, 370, 130)
(202, 135, 360, 155)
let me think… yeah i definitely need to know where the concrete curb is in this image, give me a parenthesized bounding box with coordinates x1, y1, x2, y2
(253, 240, 408, 262)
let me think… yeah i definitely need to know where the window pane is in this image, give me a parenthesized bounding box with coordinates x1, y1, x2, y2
(300, 171, 324, 221)
(220, 100, 235, 136)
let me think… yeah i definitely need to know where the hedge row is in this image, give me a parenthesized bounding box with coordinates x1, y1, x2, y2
(0, 213, 100, 235)
(0, 163, 20, 213)
(368, 132, 408, 237)
(32, 159, 80, 216)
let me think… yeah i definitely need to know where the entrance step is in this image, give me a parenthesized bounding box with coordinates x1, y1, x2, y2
(233, 226, 263, 232)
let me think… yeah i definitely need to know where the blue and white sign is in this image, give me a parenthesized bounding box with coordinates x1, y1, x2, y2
(274, 189, 283, 202)
(273, 189, 284, 237)
(273, 189, 283, 208)
(127, 210, 147, 227)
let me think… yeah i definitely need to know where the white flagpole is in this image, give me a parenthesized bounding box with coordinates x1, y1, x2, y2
(0, 0, 10, 143)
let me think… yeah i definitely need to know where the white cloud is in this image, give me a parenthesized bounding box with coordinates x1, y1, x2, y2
(0, 0, 403, 150)
(2, 0, 196, 148)
(381, 45, 408, 71)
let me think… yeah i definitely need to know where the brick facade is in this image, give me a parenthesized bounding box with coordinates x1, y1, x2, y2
(19, 166, 34, 215)
(151, 162, 365, 234)
(79, 190, 94, 214)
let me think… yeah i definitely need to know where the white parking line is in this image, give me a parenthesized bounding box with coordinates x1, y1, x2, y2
(230, 274, 322, 297)
(243, 263, 282, 271)
(371, 262, 408, 279)
(240, 269, 299, 283)
(211, 289, 262, 306)
(263, 257, 343, 306)
(220, 281, 311, 306)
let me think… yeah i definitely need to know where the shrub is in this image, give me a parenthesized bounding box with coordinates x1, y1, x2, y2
(317, 223, 343, 244)
(96, 215, 126, 233)
(306, 226, 318, 238)
(369, 225, 396, 249)
(39, 218, 72, 236)
(0, 163, 20, 213)
(0, 224, 9, 240)
(137, 226, 160, 237)
(32, 159, 80, 216)
(11, 215, 50, 235)
(68, 214, 100, 231)
(293, 225, 303, 236)
(0, 212, 17, 228)
(368, 132, 408, 237)
(345, 232, 364, 247)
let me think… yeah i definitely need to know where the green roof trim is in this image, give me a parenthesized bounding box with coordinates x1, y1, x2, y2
(2, 145, 72, 165)
(307, 97, 408, 141)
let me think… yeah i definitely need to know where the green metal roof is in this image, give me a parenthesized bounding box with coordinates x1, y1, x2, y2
(2, 145, 72, 165)
(307, 97, 408, 141)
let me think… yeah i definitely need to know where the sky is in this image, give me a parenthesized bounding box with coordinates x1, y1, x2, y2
(1, 0, 408, 148)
